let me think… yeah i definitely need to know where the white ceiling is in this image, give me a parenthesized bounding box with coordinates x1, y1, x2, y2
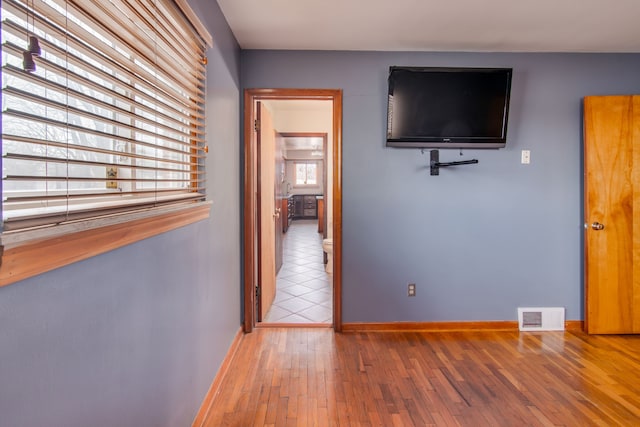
(261, 100, 332, 151)
(217, 0, 640, 52)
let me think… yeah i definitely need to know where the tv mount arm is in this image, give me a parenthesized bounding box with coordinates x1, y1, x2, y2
(428, 149, 478, 176)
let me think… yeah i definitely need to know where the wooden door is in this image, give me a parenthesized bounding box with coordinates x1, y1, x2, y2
(275, 133, 285, 273)
(584, 95, 640, 334)
(258, 102, 277, 321)
(322, 135, 328, 240)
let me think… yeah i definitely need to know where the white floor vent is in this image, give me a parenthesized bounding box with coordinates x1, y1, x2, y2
(517, 307, 565, 331)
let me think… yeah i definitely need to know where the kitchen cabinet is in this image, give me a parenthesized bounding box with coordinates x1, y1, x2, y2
(303, 195, 316, 218)
(282, 196, 293, 232)
(317, 196, 324, 233)
(293, 195, 303, 218)
(292, 194, 319, 219)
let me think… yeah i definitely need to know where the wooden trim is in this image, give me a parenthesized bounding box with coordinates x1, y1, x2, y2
(343, 321, 584, 332)
(244, 88, 343, 100)
(191, 327, 244, 427)
(322, 135, 328, 238)
(0, 203, 210, 287)
(332, 91, 343, 333)
(257, 322, 333, 329)
(343, 321, 519, 332)
(243, 91, 256, 333)
(243, 89, 343, 333)
(256, 101, 263, 322)
(565, 320, 584, 331)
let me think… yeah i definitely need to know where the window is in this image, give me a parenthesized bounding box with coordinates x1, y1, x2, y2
(1, 0, 210, 233)
(295, 162, 317, 186)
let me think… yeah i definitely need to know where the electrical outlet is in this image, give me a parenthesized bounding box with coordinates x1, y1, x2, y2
(408, 283, 416, 297)
(521, 150, 531, 164)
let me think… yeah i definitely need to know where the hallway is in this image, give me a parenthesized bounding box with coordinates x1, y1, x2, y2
(263, 219, 332, 324)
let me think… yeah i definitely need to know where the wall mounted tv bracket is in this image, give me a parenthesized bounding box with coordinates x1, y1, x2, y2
(428, 149, 478, 176)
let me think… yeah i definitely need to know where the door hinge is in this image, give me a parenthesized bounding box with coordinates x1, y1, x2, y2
(255, 285, 261, 298)
(254, 119, 260, 132)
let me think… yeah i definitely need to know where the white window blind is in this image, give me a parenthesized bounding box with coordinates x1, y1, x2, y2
(1, 0, 208, 232)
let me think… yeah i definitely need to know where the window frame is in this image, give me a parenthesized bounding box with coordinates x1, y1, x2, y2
(294, 161, 319, 187)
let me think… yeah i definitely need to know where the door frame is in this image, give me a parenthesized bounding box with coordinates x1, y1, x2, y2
(255, 102, 263, 322)
(243, 88, 343, 333)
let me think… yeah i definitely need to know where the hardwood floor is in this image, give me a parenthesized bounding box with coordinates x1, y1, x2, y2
(201, 328, 640, 426)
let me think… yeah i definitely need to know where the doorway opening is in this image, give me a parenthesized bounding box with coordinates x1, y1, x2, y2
(243, 89, 343, 333)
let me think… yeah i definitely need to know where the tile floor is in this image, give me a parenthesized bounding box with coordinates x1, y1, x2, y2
(263, 219, 333, 324)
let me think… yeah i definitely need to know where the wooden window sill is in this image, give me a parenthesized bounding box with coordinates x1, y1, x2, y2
(0, 202, 211, 287)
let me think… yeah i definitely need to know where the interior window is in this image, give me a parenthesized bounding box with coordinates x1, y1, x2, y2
(295, 162, 317, 185)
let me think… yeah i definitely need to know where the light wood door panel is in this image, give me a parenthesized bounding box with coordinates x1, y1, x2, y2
(259, 102, 277, 321)
(634, 96, 640, 333)
(275, 133, 284, 273)
(584, 95, 639, 334)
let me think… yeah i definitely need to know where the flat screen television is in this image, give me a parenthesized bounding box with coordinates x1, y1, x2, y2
(386, 66, 513, 149)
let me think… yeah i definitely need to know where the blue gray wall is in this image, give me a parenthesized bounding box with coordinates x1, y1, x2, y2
(241, 51, 640, 322)
(0, 2, 241, 426)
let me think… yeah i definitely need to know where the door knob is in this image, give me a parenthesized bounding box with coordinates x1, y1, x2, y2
(591, 222, 605, 230)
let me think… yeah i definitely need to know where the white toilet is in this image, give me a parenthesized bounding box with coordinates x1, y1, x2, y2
(322, 238, 333, 274)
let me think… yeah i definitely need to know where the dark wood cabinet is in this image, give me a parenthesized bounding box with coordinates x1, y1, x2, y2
(293, 195, 304, 218)
(303, 195, 316, 218)
(317, 197, 324, 234)
(291, 195, 319, 219)
(282, 197, 294, 232)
